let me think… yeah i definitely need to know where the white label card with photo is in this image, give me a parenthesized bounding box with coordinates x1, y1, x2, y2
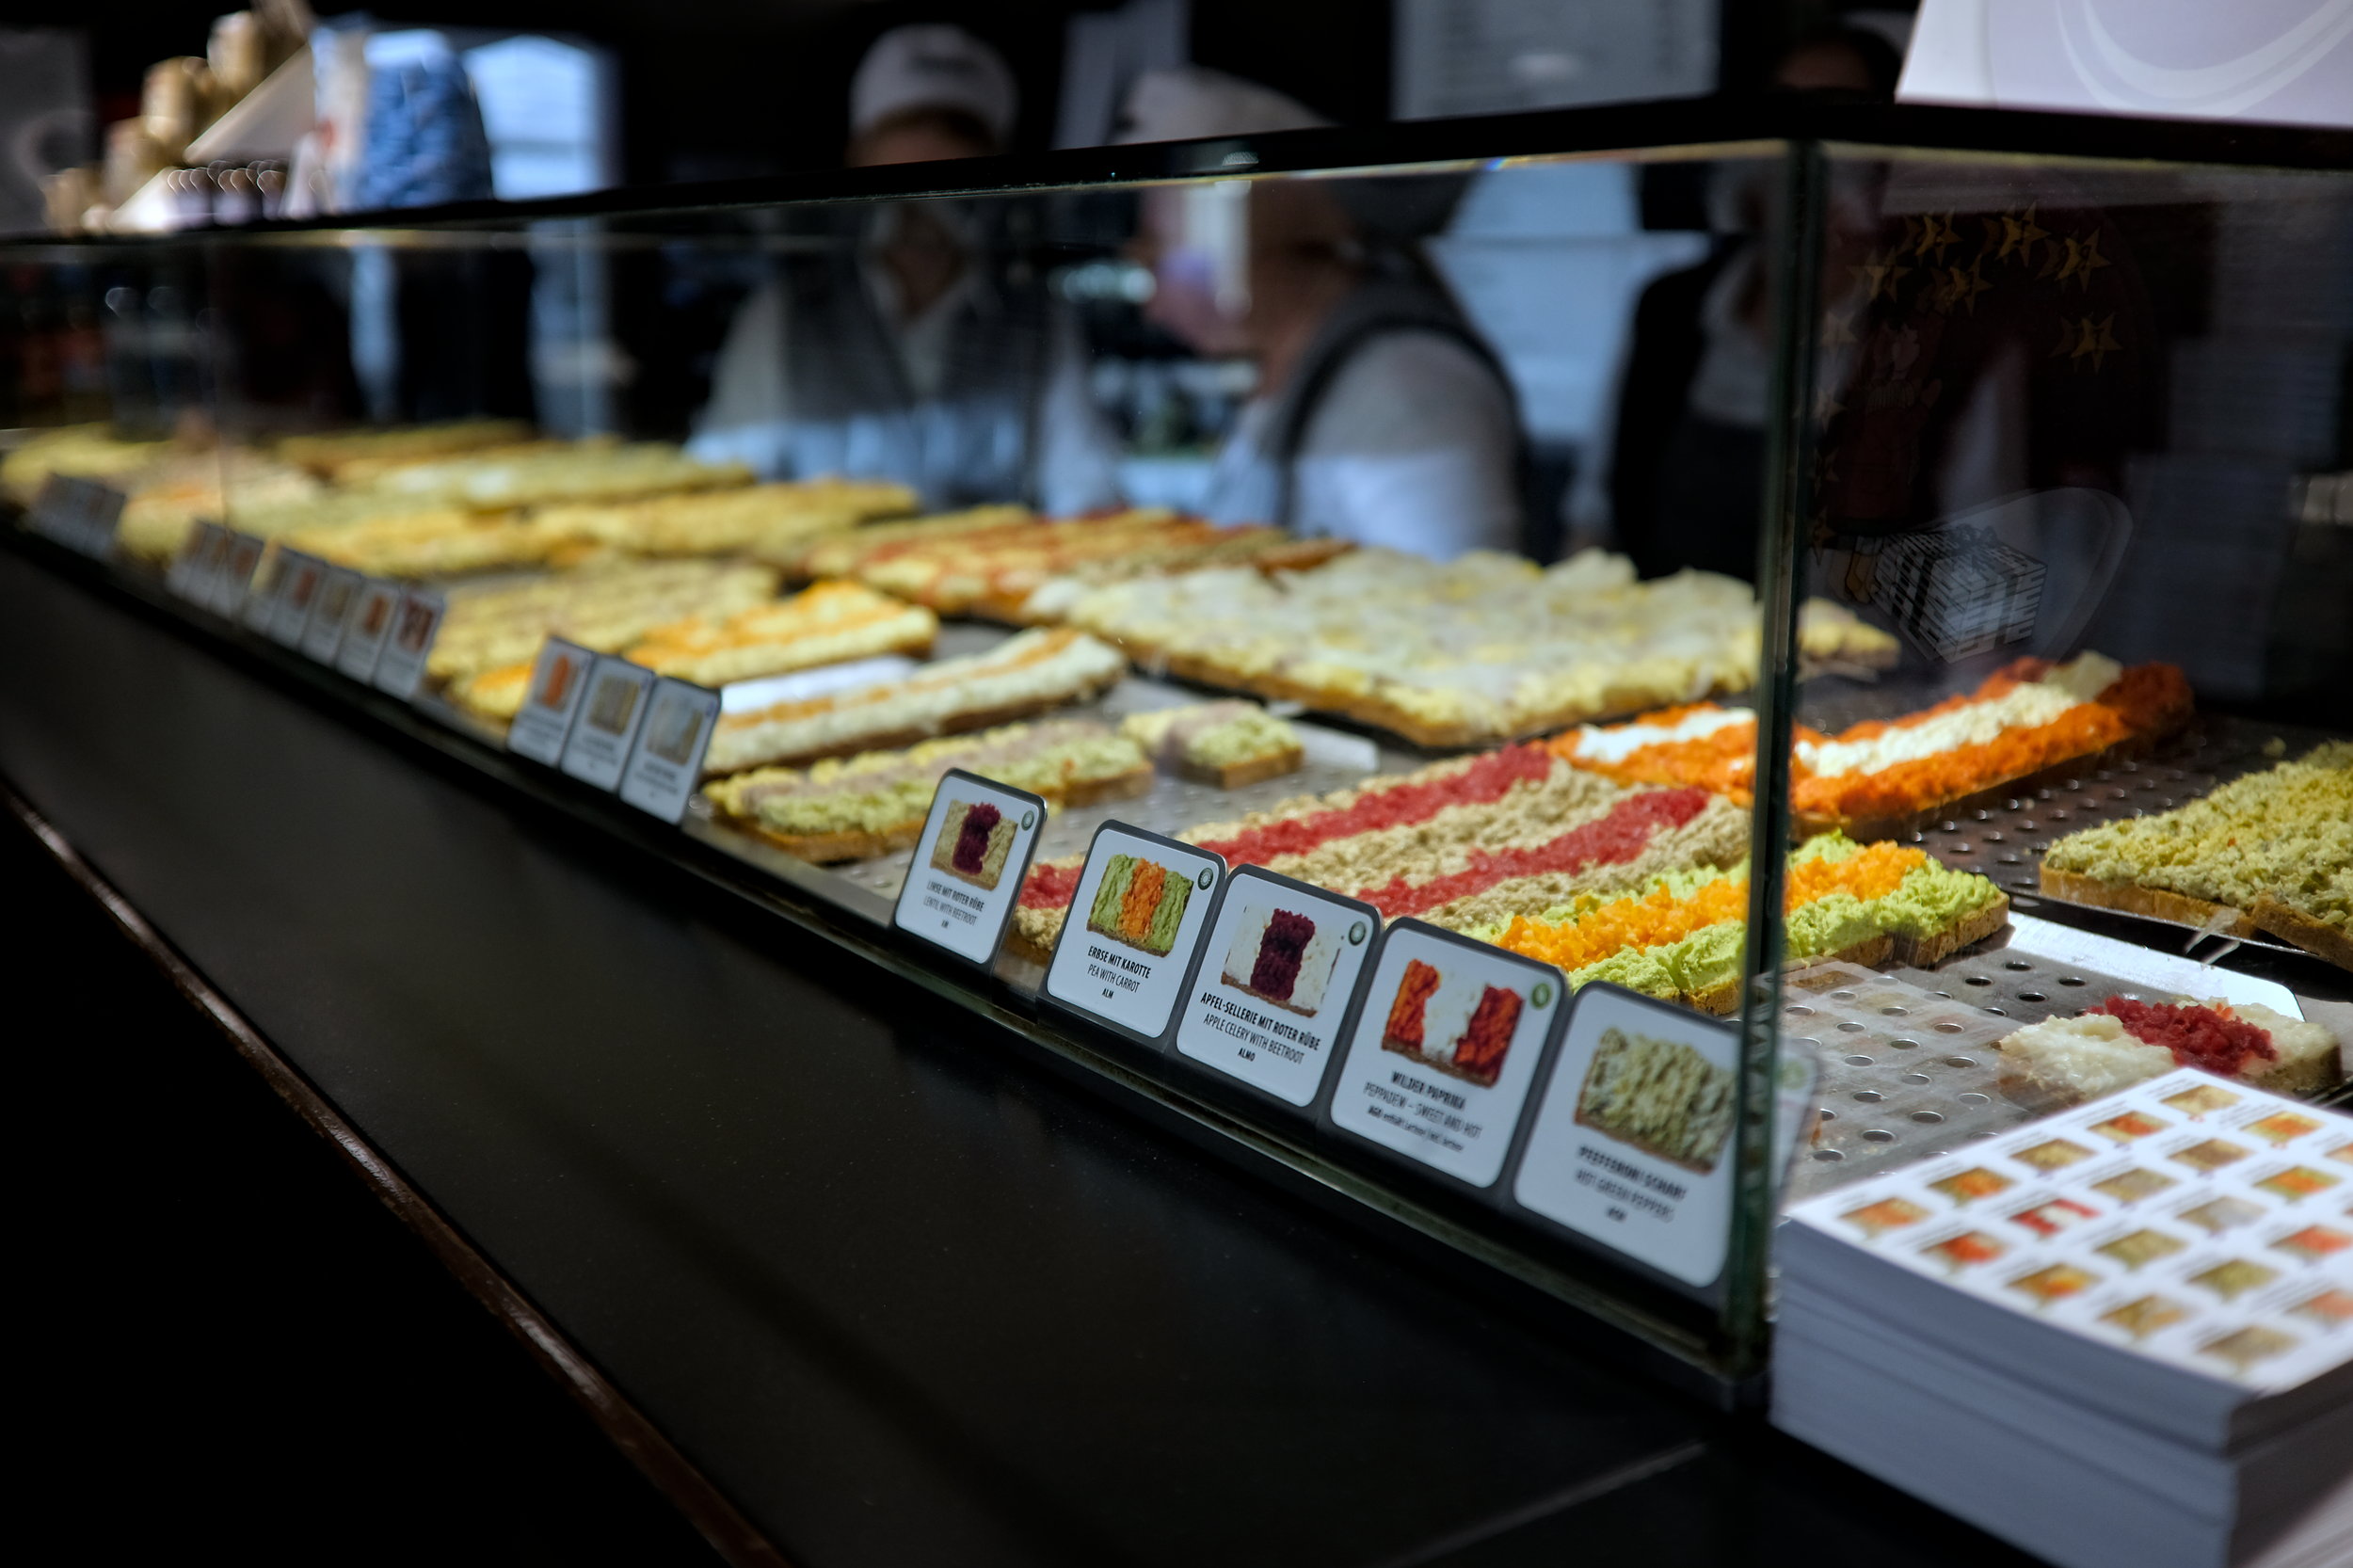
(240, 546, 289, 631)
(1511, 983, 1742, 1289)
(31, 473, 125, 556)
(373, 589, 444, 700)
(892, 770, 1048, 968)
(1044, 824, 1224, 1045)
(506, 637, 598, 765)
(617, 679, 720, 823)
(268, 552, 328, 647)
(300, 566, 363, 664)
(1323, 920, 1562, 1190)
(216, 533, 269, 618)
(559, 656, 658, 792)
(335, 579, 404, 682)
(168, 521, 228, 600)
(1173, 867, 1378, 1110)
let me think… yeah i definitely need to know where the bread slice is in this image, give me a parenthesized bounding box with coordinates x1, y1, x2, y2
(1894, 894, 2011, 968)
(2037, 865, 2256, 937)
(744, 820, 924, 865)
(1184, 744, 1305, 790)
(1061, 761, 1156, 808)
(1005, 904, 1066, 967)
(2250, 896, 2353, 974)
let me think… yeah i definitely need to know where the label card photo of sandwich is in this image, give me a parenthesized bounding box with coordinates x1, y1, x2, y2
(1321, 920, 1564, 1192)
(1044, 823, 1224, 1046)
(1510, 982, 1743, 1292)
(1172, 865, 1379, 1112)
(894, 770, 1048, 969)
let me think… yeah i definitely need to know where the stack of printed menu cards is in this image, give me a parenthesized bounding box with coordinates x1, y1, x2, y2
(1773, 1067, 2353, 1568)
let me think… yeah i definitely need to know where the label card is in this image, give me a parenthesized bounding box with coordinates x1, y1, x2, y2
(216, 533, 269, 618)
(506, 637, 597, 764)
(241, 546, 292, 631)
(373, 588, 444, 700)
(559, 656, 657, 792)
(891, 770, 1048, 968)
(168, 520, 229, 600)
(299, 566, 363, 664)
(1044, 824, 1225, 1045)
(1172, 866, 1378, 1111)
(334, 578, 403, 681)
(267, 552, 328, 646)
(616, 678, 720, 823)
(1510, 983, 1743, 1290)
(1321, 920, 1564, 1191)
(31, 473, 125, 556)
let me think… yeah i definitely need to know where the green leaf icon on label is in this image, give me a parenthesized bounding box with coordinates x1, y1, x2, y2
(1531, 982, 1554, 1010)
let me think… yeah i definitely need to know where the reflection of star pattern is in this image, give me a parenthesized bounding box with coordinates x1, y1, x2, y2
(1820, 307, 1858, 348)
(1815, 387, 1847, 423)
(1936, 257, 1993, 314)
(2056, 230, 2110, 290)
(1849, 248, 1913, 303)
(1997, 203, 2049, 264)
(2051, 314, 2122, 372)
(1913, 211, 1960, 264)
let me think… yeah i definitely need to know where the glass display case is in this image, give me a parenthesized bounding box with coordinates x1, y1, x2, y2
(5, 101, 2348, 1439)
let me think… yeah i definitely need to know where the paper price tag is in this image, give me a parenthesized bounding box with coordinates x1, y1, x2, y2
(335, 578, 403, 681)
(167, 520, 229, 600)
(31, 473, 125, 556)
(892, 771, 1048, 968)
(1044, 824, 1225, 1046)
(1509, 984, 1743, 1290)
(616, 679, 720, 823)
(215, 532, 269, 618)
(373, 588, 444, 700)
(1171, 866, 1378, 1112)
(299, 566, 363, 664)
(558, 656, 657, 792)
(506, 637, 597, 764)
(240, 545, 291, 631)
(1321, 920, 1565, 1191)
(267, 552, 328, 646)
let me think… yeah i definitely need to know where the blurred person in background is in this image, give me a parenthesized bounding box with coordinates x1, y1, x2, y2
(1607, 23, 1904, 580)
(1123, 68, 1522, 558)
(690, 24, 1121, 514)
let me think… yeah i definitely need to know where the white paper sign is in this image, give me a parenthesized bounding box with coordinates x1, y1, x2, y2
(1513, 983, 1743, 1288)
(1325, 920, 1562, 1189)
(1173, 867, 1378, 1109)
(239, 545, 289, 631)
(1045, 824, 1225, 1044)
(30, 473, 125, 556)
(300, 566, 363, 663)
(506, 637, 597, 764)
(334, 579, 403, 681)
(267, 552, 329, 647)
(167, 521, 229, 600)
(215, 532, 269, 618)
(617, 679, 721, 823)
(373, 588, 444, 700)
(892, 771, 1048, 967)
(559, 656, 657, 792)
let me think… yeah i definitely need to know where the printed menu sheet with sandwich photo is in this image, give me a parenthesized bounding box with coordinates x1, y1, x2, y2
(1323, 920, 1563, 1189)
(1512, 983, 1743, 1289)
(1045, 824, 1224, 1044)
(1172, 866, 1378, 1110)
(894, 771, 1047, 968)
(1786, 1067, 2353, 1392)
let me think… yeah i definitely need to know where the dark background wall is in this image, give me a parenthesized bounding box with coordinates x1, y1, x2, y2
(64, 0, 1871, 187)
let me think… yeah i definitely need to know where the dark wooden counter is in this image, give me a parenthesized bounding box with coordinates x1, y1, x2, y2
(0, 547, 2042, 1567)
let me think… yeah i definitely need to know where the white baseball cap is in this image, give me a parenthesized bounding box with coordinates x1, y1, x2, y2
(851, 24, 1018, 146)
(1115, 67, 1330, 145)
